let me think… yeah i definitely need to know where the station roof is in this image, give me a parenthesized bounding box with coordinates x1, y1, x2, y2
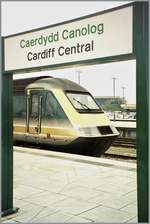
(13, 76, 50, 93)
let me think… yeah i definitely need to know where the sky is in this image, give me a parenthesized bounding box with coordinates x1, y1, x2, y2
(2, 1, 136, 104)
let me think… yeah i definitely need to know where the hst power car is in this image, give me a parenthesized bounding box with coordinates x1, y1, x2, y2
(13, 76, 119, 156)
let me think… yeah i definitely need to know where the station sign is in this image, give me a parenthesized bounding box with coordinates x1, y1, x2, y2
(4, 5, 133, 72)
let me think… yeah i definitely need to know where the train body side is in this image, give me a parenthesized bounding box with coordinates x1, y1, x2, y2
(13, 77, 119, 156)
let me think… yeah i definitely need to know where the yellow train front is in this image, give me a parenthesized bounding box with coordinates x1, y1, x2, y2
(13, 77, 119, 156)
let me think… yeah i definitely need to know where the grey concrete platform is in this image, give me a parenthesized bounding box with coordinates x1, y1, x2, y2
(2, 146, 137, 223)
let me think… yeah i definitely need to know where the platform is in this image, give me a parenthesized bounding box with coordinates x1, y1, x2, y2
(2, 146, 137, 223)
(106, 146, 136, 158)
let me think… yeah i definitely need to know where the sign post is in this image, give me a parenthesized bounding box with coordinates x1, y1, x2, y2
(1, 38, 19, 217)
(1, 73, 19, 216)
(133, 3, 149, 222)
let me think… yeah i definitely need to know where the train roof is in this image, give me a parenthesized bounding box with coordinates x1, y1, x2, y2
(13, 76, 88, 93)
(26, 77, 88, 92)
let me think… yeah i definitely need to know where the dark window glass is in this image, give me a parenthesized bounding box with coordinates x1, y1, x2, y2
(13, 94, 26, 118)
(44, 92, 67, 120)
(66, 92, 103, 113)
(29, 93, 39, 119)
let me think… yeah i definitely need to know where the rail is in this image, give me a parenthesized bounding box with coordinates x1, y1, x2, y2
(113, 137, 136, 148)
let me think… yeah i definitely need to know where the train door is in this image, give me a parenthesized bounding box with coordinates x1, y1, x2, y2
(27, 89, 43, 135)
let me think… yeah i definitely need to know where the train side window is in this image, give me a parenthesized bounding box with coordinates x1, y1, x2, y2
(44, 92, 67, 120)
(13, 94, 26, 118)
(29, 93, 40, 119)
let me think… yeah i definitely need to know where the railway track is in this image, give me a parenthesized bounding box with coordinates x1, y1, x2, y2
(112, 137, 136, 148)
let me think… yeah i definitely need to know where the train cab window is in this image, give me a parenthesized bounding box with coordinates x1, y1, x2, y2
(44, 92, 67, 120)
(66, 92, 103, 113)
(13, 94, 26, 118)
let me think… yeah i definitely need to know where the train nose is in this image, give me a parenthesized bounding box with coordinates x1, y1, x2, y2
(75, 125, 119, 138)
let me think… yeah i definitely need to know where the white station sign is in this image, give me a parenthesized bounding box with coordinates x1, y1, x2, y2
(4, 6, 133, 72)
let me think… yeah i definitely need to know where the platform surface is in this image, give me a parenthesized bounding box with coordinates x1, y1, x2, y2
(111, 120, 136, 128)
(2, 146, 137, 223)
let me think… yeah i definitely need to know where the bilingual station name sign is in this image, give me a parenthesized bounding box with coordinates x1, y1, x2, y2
(4, 6, 133, 72)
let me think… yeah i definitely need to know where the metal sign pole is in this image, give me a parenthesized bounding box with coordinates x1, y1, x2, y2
(1, 39, 18, 216)
(133, 2, 149, 222)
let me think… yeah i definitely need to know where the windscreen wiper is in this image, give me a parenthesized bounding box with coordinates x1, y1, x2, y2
(73, 98, 91, 110)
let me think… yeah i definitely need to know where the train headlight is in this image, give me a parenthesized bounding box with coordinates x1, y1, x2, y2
(78, 127, 100, 137)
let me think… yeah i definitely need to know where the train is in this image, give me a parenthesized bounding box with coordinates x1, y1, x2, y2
(13, 76, 119, 156)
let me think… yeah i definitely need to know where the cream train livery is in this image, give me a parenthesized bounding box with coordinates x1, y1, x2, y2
(13, 77, 119, 156)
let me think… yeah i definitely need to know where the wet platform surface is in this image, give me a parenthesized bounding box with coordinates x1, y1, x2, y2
(2, 146, 137, 223)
